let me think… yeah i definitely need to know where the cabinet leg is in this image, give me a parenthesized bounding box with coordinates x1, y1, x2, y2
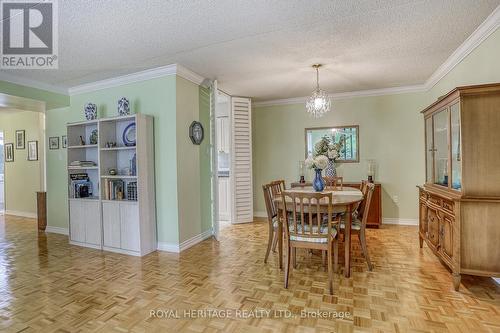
(419, 236, 423, 248)
(452, 273, 461, 291)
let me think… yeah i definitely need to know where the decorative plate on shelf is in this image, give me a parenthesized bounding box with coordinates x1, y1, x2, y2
(122, 122, 136, 146)
(84, 103, 97, 120)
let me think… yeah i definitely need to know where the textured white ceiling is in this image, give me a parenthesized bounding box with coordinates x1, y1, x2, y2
(1, 0, 499, 100)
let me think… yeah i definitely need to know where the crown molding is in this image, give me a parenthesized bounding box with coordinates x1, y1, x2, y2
(68, 64, 206, 95)
(176, 64, 206, 86)
(0, 72, 68, 95)
(253, 84, 426, 107)
(254, 5, 500, 108)
(424, 5, 500, 90)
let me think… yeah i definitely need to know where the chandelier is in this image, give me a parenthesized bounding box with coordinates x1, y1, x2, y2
(306, 64, 331, 118)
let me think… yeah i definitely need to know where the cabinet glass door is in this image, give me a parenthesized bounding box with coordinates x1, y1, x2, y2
(425, 117, 433, 183)
(433, 108, 449, 187)
(450, 103, 461, 190)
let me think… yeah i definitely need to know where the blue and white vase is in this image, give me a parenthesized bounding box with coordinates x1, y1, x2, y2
(313, 169, 325, 192)
(118, 97, 130, 116)
(324, 159, 337, 177)
(84, 103, 97, 120)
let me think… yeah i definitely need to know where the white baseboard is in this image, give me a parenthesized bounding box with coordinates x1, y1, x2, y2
(46, 226, 69, 235)
(5, 210, 37, 219)
(180, 229, 213, 251)
(157, 241, 180, 253)
(253, 211, 267, 218)
(158, 229, 214, 253)
(383, 218, 418, 226)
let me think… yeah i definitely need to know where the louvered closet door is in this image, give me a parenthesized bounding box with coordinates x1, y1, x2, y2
(231, 97, 253, 223)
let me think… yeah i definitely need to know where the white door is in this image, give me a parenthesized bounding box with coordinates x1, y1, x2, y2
(231, 97, 253, 223)
(84, 200, 102, 246)
(210, 81, 220, 240)
(69, 201, 85, 243)
(120, 202, 140, 252)
(102, 201, 121, 248)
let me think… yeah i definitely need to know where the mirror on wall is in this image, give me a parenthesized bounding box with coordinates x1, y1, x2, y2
(305, 125, 359, 162)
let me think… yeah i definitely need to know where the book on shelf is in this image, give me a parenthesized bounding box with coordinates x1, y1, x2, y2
(69, 173, 93, 198)
(69, 160, 97, 167)
(105, 179, 125, 200)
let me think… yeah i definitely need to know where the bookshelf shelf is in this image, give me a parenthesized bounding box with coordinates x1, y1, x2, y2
(68, 145, 98, 149)
(68, 166, 98, 170)
(69, 197, 100, 201)
(100, 146, 136, 151)
(101, 175, 137, 179)
(66, 114, 156, 257)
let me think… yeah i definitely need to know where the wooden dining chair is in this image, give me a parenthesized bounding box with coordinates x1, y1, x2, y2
(262, 180, 285, 265)
(360, 180, 368, 195)
(281, 190, 340, 294)
(339, 182, 375, 270)
(324, 176, 343, 190)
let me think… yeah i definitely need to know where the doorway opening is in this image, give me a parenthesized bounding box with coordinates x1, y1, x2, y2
(215, 91, 232, 230)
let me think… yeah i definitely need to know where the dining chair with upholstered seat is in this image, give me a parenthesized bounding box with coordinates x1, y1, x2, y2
(339, 182, 375, 270)
(281, 190, 340, 294)
(262, 180, 285, 266)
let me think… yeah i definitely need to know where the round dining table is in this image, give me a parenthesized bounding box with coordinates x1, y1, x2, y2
(273, 186, 364, 277)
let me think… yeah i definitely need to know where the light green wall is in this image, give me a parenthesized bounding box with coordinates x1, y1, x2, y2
(0, 81, 69, 110)
(0, 111, 44, 214)
(176, 77, 201, 243)
(175, 78, 213, 243)
(45, 107, 69, 227)
(45, 76, 180, 244)
(253, 93, 427, 219)
(253, 27, 500, 220)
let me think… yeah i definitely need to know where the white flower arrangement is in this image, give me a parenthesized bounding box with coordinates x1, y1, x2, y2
(305, 155, 329, 170)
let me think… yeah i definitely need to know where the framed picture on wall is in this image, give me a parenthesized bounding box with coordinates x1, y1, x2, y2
(27, 141, 38, 161)
(62, 135, 67, 148)
(5, 143, 14, 162)
(15, 130, 25, 149)
(49, 136, 59, 150)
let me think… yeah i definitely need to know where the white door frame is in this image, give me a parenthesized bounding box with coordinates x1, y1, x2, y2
(210, 81, 220, 240)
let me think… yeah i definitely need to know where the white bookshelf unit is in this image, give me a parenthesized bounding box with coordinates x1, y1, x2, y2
(66, 113, 156, 256)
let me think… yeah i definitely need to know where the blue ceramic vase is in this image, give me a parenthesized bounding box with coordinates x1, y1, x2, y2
(313, 169, 325, 192)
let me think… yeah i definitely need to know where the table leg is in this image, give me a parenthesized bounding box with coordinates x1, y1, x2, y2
(344, 204, 352, 278)
(278, 213, 283, 270)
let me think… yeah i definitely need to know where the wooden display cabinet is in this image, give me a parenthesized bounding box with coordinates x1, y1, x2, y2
(418, 83, 500, 290)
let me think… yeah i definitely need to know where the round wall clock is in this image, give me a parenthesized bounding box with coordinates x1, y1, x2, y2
(189, 121, 204, 145)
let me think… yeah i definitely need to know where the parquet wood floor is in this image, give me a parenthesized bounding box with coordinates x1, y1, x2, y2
(0, 214, 499, 333)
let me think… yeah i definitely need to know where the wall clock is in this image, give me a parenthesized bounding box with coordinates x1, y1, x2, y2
(189, 121, 204, 145)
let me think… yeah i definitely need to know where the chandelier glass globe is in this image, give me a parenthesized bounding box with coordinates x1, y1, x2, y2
(306, 64, 331, 118)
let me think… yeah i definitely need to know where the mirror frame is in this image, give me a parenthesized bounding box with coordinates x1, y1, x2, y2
(304, 125, 360, 163)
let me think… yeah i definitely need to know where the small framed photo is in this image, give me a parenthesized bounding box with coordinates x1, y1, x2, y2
(62, 135, 67, 148)
(15, 130, 25, 149)
(27, 141, 38, 161)
(5, 143, 14, 162)
(49, 136, 59, 150)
